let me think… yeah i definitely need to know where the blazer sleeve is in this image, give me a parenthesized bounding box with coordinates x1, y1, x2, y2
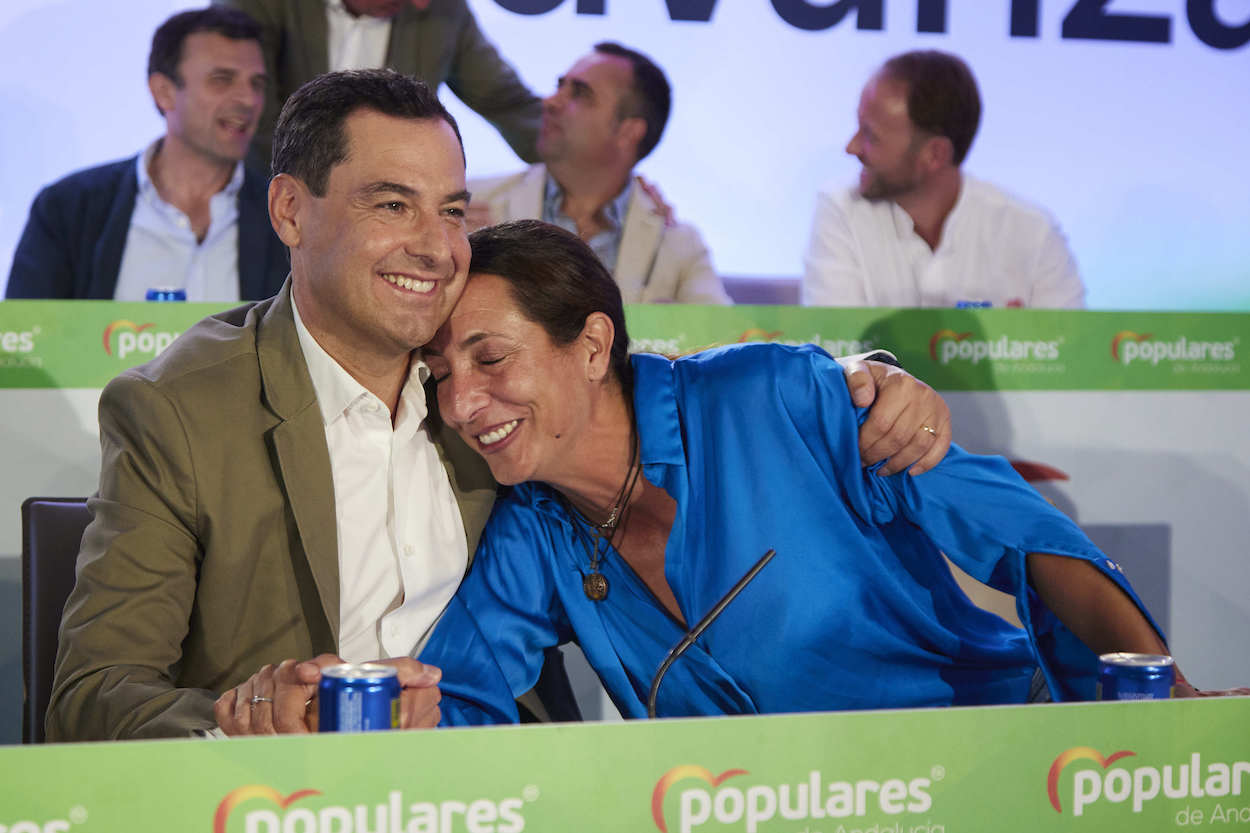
(47, 372, 218, 740)
(443, 5, 542, 164)
(6, 186, 76, 299)
(775, 345, 1162, 700)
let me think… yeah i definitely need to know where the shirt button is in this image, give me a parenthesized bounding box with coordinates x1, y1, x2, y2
(404, 544, 415, 557)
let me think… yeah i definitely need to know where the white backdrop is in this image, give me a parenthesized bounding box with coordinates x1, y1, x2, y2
(1, 0, 1248, 308)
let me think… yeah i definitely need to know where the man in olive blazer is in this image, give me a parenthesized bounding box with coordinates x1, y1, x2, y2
(215, 0, 541, 169)
(47, 68, 503, 741)
(47, 285, 496, 740)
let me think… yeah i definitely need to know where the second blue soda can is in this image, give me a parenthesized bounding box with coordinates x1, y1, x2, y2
(1097, 652, 1175, 700)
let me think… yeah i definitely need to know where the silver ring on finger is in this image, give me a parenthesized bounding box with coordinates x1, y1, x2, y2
(921, 425, 938, 436)
(250, 695, 274, 706)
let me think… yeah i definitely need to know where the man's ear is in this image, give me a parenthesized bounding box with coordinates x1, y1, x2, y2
(580, 312, 616, 382)
(268, 174, 306, 248)
(921, 135, 954, 171)
(616, 116, 647, 159)
(148, 72, 176, 117)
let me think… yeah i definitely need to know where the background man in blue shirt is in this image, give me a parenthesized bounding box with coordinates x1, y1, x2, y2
(6, 7, 288, 301)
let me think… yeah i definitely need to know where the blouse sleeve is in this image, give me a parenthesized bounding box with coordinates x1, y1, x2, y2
(420, 498, 572, 725)
(777, 345, 1164, 700)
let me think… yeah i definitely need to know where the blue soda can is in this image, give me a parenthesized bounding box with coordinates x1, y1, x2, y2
(318, 663, 401, 732)
(955, 300, 992, 309)
(1097, 653, 1175, 700)
(145, 287, 187, 302)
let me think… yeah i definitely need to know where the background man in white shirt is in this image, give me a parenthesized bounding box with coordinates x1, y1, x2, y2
(802, 50, 1086, 310)
(6, 7, 289, 302)
(469, 42, 730, 305)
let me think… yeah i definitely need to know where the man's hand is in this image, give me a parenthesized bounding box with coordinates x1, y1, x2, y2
(215, 653, 341, 735)
(636, 175, 675, 227)
(844, 358, 951, 475)
(214, 655, 442, 735)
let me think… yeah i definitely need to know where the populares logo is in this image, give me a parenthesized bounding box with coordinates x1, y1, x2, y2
(1110, 331, 1237, 365)
(102, 320, 182, 359)
(213, 784, 529, 833)
(928, 330, 1060, 365)
(1047, 746, 1250, 817)
(651, 765, 936, 833)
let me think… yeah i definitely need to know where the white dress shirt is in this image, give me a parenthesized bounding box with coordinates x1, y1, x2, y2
(292, 295, 468, 663)
(114, 140, 243, 302)
(802, 174, 1086, 309)
(325, 0, 392, 71)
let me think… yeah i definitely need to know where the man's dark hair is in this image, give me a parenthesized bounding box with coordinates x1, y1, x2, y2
(272, 69, 463, 197)
(468, 220, 633, 396)
(148, 7, 262, 105)
(881, 50, 981, 166)
(593, 42, 671, 162)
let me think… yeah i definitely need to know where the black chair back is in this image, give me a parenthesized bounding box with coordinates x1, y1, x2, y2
(21, 497, 90, 743)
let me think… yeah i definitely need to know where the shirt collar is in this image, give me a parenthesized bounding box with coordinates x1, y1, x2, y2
(291, 290, 430, 427)
(542, 174, 633, 231)
(630, 352, 687, 468)
(891, 174, 969, 251)
(136, 138, 246, 201)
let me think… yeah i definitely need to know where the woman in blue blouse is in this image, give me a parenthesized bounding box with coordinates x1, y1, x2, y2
(416, 220, 1190, 724)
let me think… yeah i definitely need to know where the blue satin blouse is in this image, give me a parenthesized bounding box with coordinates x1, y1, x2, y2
(422, 343, 1160, 724)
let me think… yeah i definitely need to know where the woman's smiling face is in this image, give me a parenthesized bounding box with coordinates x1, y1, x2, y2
(424, 272, 596, 486)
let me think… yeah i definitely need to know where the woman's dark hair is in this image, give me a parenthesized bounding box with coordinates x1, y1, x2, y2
(468, 220, 633, 395)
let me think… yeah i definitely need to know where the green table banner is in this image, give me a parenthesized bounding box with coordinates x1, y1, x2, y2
(2, 699, 1248, 831)
(2, 302, 1248, 391)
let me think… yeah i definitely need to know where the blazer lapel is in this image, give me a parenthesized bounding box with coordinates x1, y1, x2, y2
(257, 284, 341, 643)
(91, 160, 140, 299)
(236, 165, 269, 300)
(615, 185, 665, 303)
(507, 163, 547, 223)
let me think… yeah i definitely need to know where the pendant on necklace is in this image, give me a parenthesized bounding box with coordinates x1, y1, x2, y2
(583, 571, 609, 601)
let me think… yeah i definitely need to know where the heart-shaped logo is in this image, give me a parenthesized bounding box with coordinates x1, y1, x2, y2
(652, 766, 749, 831)
(213, 785, 322, 832)
(1047, 747, 1136, 812)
